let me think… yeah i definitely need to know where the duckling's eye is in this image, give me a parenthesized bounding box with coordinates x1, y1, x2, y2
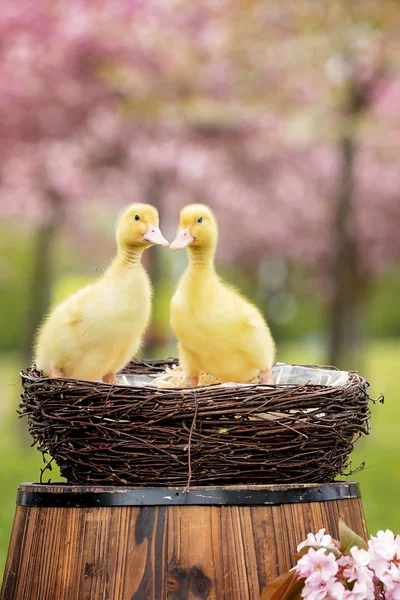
(197, 217, 203, 223)
(135, 214, 140, 221)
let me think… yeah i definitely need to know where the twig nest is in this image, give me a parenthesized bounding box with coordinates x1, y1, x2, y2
(19, 359, 374, 487)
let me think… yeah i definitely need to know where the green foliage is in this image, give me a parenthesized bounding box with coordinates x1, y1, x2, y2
(52, 274, 90, 306)
(350, 339, 400, 534)
(280, 339, 400, 536)
(151, 252, 175, 339)
(338, 519, 368, 554)
(367, 269, 400, 338)
(1, 230, 399, 356)
(0, 227, 33, 352)
(221, 264, 325, 342)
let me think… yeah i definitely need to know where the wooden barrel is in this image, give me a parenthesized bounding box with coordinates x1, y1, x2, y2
(1, 482, 367, 600)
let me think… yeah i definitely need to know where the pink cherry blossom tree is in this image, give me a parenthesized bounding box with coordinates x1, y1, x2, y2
(0, 0, 151, 360)
(1, 0, 400, 369)
(146, 0, 400, 368)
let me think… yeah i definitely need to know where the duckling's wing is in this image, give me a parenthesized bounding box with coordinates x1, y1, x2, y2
(221, 288, 274, 353)
(53, 283, 109, 337)
(221, 285, 263, 328)
(240, 302, 264, 329)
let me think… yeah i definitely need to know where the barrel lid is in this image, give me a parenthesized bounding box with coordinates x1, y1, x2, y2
(17, 482, 361, 507)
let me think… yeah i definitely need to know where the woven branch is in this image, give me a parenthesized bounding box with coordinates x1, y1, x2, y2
(19, 359, 373, 487)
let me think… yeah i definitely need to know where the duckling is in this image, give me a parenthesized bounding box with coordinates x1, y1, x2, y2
(34, 203, 169, 383)
(170, 204, 275, 386)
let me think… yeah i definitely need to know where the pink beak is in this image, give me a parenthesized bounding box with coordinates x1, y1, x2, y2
(142, 224, 169, 247)
(170, 227, 194, 251)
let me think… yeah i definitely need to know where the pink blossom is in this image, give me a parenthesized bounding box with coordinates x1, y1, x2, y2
(301, 581, 332, 600)
(341, 580, 375, 600)
(380, 562, 400, 600)
(295, 547, 338, 582)
(328, 581, 348, 600)
(298, 529, 337, 552)
(293, 527, 400, 600)
(349, 547, 371, 570)
(337, 547, 375, 595)
(302, 578, 346, 600)
(368, 530, 400, 578)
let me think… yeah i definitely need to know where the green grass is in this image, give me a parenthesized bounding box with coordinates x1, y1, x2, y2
(0, 340, 398, 580)
(0, 356, 50, 580)
(279, 338, 400, 534)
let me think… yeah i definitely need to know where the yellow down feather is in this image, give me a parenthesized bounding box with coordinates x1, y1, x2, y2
(170, 204, 276, 384)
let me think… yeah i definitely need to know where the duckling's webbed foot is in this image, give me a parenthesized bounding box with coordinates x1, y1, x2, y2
(183, 375, 199, 388)
(260, 369, 274, 385)
(102, 372, 117, 384)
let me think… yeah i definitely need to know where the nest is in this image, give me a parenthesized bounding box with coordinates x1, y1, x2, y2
(19, 359, 373, 487)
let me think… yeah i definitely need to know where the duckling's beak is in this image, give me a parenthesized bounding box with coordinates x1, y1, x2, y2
(170, 227, 194, 251)
(142, 224, 169, 247)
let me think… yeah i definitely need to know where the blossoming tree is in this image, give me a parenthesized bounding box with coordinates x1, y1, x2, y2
(0, 0, 150, 360)
(1, 0, 400, 368)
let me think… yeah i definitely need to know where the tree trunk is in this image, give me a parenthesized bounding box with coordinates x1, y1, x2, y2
(142, 176, 171, 356)
(21, 190, 64, 365)
(19, 193, 62, 446)
(327, 129, 367, 371)
(144, 244, 169, 355)
(20, 219, 59, 365)
(326, 62, 387, 370)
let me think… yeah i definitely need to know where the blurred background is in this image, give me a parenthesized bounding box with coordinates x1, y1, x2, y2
(0, 0, 399, 579)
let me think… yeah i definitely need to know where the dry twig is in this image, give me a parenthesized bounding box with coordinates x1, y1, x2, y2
(19, 359, 373, 487)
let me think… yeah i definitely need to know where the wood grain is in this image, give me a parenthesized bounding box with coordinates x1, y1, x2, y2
(1, 485, 368, 600)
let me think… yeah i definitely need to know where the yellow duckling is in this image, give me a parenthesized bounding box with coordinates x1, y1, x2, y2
(34, 203, 169, 383)
(170, 204, 276, 386)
